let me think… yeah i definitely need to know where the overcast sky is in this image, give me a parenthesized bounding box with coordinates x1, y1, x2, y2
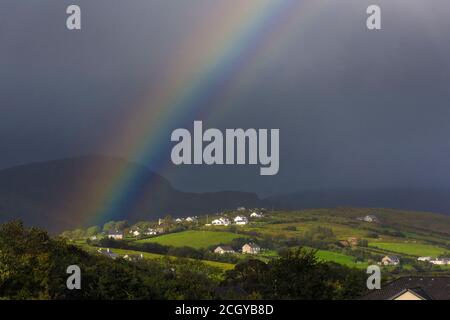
(1, 0, 450, 196)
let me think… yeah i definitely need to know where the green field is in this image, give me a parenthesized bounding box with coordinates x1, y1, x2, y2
(304, 247, 368, 268)
(135, 230, 243, 249)
(369, 242, 449, 257)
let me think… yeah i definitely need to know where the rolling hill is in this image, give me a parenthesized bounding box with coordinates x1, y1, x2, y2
(0, 156, 265, 233)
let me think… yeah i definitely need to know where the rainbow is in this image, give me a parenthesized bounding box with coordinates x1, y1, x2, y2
(71, 0, 323, 226)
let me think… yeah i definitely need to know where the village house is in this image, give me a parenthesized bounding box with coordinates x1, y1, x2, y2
(211, 218, 231, 226)
(214, 246, 235, 254)
(382, 255, 400, 266)
(175, 218, 183, 223)
(185, 217, 196, 222)
(242, 243, 261, 255)
(107, 230, 123, 240)
(97, 248, 119, 259)
(132, 230, 141, 237)
(234, 216, 248, 225)
(250, 212, 263, 218)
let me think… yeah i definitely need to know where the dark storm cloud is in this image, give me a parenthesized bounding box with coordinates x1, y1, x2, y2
(1, 0, 450, 196)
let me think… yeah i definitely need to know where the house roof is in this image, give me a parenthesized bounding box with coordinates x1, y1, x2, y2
(361, 277, 450, 300)
(244, 243, 260, 249)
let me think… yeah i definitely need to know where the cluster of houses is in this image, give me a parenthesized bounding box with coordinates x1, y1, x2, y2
(105, 226, 165, 240)
(380, 255, 450, 266)
(417, 256, 450, 265)
(175, 216, 197, 223)
(209, 212, 264, 226)
(214, 243, 261, 255)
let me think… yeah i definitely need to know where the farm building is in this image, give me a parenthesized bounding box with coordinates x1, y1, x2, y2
(242, 243, 261, 255)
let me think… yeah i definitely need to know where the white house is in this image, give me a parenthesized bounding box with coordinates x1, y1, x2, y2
(107, 230, 123, 240)
(214, 246, 235, 254)
(430, 258, 450, 265)
(175, 218, 183, 223)
(418, 257, 432, 262)
(382, 255, 400, 266)
(212, 218, 231, 226)
(250, 212, 263, 218)
(234, 216, 248, 225)
(132, 230, 141, 237)
(185, 217, 196, 222)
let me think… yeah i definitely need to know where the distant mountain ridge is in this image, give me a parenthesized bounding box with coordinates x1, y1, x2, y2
(268, 189, 450, 216)
(0, 156, 265, 233)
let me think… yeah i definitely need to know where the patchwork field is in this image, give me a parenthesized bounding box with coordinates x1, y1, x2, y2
(134, 230, 243, 249)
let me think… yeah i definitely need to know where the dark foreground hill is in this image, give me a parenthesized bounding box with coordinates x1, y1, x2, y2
(0, 156, 265, 233)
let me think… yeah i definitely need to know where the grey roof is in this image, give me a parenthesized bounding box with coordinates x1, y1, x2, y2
(361, 277, 450, 300)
